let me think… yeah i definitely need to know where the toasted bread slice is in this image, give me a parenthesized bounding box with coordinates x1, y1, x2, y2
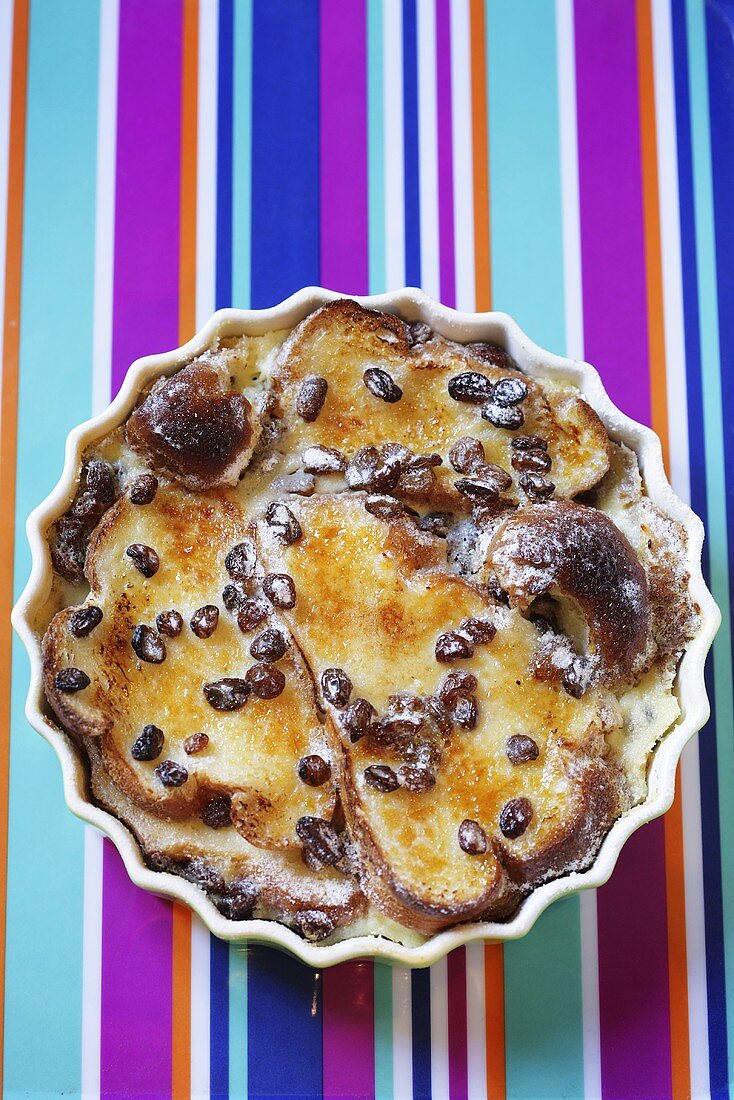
(272, 299, 610, 503)
(43, 483, 335, 847)
(256, 493, 628, 932)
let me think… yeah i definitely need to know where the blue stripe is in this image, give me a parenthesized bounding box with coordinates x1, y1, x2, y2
(246, 951, 323, 1100)
(250, 0, 320, 307)
(402, 0, 421, 287)
(4, 2, 100, 1093)
(410, 969, 431, 1100)
(672, 0, 731, 1094)
(216, 0, 234, 309)
(211, 937, 231, 1100)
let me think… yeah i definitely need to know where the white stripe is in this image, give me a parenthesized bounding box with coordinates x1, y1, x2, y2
(465, 943, 487, 1100)
(81, 5, 120, 1096)
(429, 957, 450, 1100)
(392, 967, 413, 1099)
(652, 0, 691, 505)
(556, 4, 602, 1096)
(556, 0, 584, 363)
(382, 0, 405, 291)
(449, 0, 474, 313)
(652, 3, 709, 1096)
(416, 0, 439, 300)
(196, 0, 218, 328)
(190, 916, 212, 1100)
(0, 0, 13, 398)
(91, 0, 119, 418)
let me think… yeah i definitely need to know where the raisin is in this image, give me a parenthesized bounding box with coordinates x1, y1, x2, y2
(298, 755, 332, 786)
(296, 816, 342, 865)
(418, 512, 452, 538)
(201, 795, 232, 829)
(190, 605, 219, 638)
(225, 540, 257, 582)
(342, 698, 376, 742)
(222, 584, 247, 612)
(435, 631, 474, 663)
(321, 667, 352, 707)
(296, 910, 335, 942)
(398, 764, 436, 792)
(184, 732, 209, 755)
(492, 377, 528, 406)
(512, 449, 552, 473)
(219, 880, 259, 920)
(363, 367, 403, 403)
(520, 472, 555, 500)
(397, 455, 439, 494)
(262, 572, 296, 609)
(129, 474, 158, 505)
(439, 669, 478, 704)
(481, 402, 524, 430)
(249, 628, 288, 661)
(301, 445, 346, 474)
(364, 494, 405, 520)
(408, 321, 432, 345)
(459, 617, 496, 645)
(506, 734, 539, 764)
(458, 819, 488, 854)
(68, 606, 103, 638)
(131, 724, 165, 761)
(296, 374, 328, 421)
(345, 446, 402, 493)
(511, 434, 548, 452)
(237, 599, 269, 633)
(245, 662, 286, 699)
(499, 796, 533, 838)
(447, 372, 494, 404)
(131, 625, 166, 663)
(156, 610, 183, 637)
(126, 543, 160, 577)
(55, 667, 90, 692)
(453, 695, 478, 730)
(155, 759, 189, 787)
(448, 436, 485, 473)
(203, 678, 251, 710)
(467, 342, 518, 371)
(364, 765, 400, 792)
(265, 501, 302, 544)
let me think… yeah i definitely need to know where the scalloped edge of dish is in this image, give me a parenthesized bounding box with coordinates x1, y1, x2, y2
(11, 287, 720, 968)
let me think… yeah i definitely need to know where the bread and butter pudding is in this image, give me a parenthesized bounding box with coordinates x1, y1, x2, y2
(39, 299, 699, 944)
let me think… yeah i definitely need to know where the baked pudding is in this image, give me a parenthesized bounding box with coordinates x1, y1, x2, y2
(39, 299, 699, 943)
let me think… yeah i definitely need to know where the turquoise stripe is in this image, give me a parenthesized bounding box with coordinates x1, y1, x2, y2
(685, 0, 734, 1076)
(367, 0, 386, 294)
(5, 1, 100, 1096)
(231, 0, 252, 309)
(229, 947, 248, 1098)
(485, 3, 584, 1097)
(485, 0, 565, 353)
(374, 964, 393, 1100)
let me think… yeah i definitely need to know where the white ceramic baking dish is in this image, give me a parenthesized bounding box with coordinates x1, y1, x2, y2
(11, 287, 720, 967)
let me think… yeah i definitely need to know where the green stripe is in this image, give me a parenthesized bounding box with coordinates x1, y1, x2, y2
(232, 0, 252, 309)
(4, 1, 100, 1095)
(486, 3, 584, 1097)
(229, 946, 248, 1098)
(367, 0, 386, 294)
(685, 0, 734, 1074)
(374, 964, 394, 1100)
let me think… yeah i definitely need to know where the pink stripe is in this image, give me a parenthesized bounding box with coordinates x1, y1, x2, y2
(435, 0, 455, 308)
(447, 949, 469, 1100)
(322, 961, 375, 1100)
(101, 2, 183, 1095)
(574, 3, 672, 1097)
(319, 0, 369, 295)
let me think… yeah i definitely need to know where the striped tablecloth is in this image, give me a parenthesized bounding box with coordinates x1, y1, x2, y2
(1, 1, 732, 1097)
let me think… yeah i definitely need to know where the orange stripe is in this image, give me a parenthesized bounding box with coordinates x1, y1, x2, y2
(470, 4, 505, 1096)
(172, 4, 198, 1099)
(470, 0, 491, 312)
(635, 2, 690, 1097)
(0, 1, 29, 1093)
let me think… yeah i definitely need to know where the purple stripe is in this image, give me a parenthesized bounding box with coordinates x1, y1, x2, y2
(574, 0, 651, 427)
(574, 3, 672, 1097)
(102, 2, 183, 1095)
(447, 950, 469, 1100)
(319, 0, 369, 294)
(110, 0, 183, 392)
(435, 0, 455, 308)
